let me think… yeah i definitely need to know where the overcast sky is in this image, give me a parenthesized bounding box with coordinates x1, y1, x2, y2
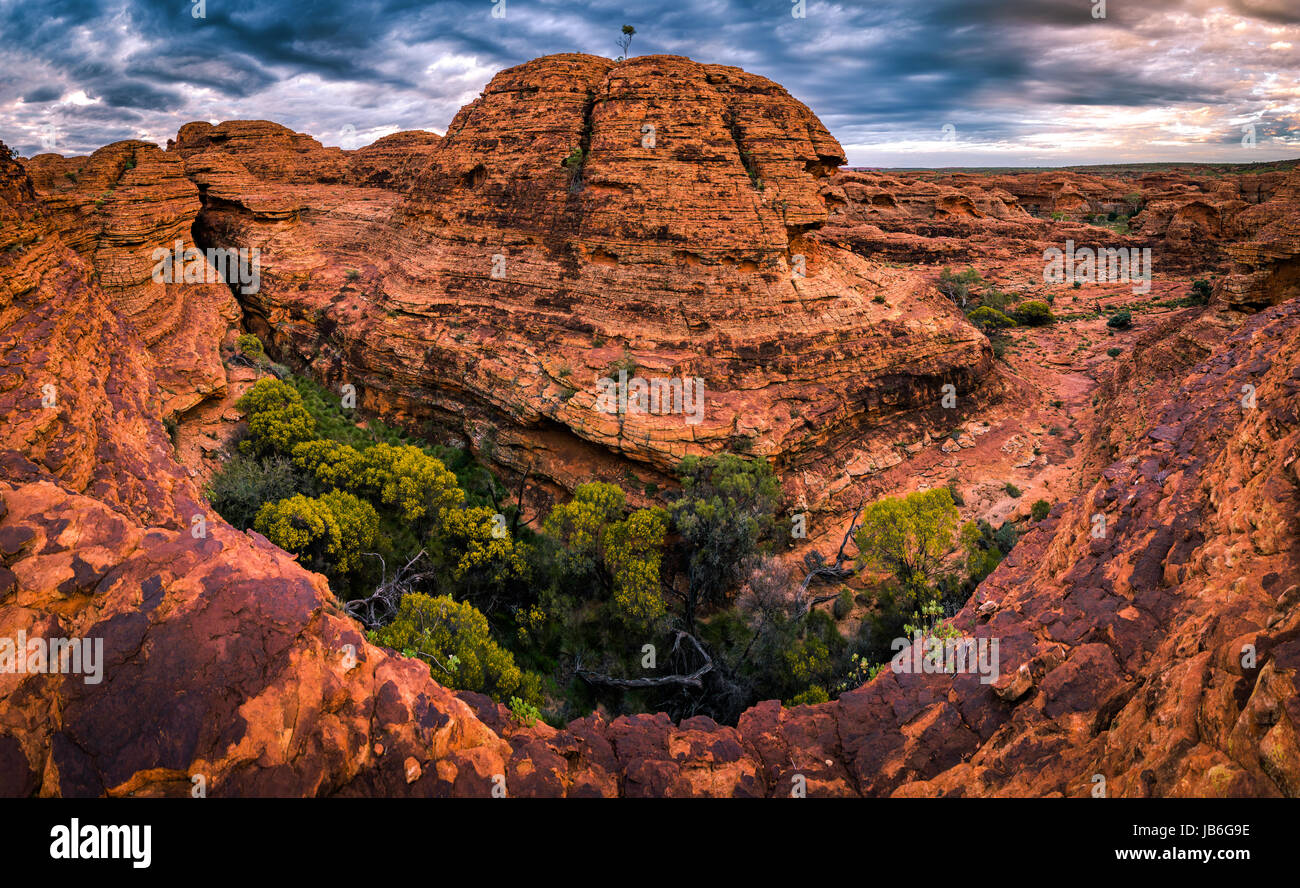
(1, 0, 1297, 167)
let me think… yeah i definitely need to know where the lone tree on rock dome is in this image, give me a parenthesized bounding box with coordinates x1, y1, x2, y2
(617, 25, 636, 60)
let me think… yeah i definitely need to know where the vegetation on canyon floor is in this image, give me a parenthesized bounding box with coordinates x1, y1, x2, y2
(207, 353, 1031, 726)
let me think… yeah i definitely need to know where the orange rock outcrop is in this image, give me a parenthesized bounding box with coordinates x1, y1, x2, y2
(22, 141, 240, 416)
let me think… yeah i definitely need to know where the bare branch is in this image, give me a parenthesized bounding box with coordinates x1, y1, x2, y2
(576, 631, 713, 689)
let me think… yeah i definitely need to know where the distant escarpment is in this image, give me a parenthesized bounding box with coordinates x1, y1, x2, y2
(819, 163, 1298, 280)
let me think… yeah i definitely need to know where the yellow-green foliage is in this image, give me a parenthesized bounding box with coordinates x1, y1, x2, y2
(603, 507, 669, 627)
(543, 481, 625, 562)
(960, 520, 1004, 584)
(255, 493, 335, 562)
(292, 439, 364, 490)
(370, 593, 542, 705)
(437, 505, 526, 584)
(237, 378, 316, 456)
(253, 490, 378, 574)
(542, 483, 668, 627)
(855, 487, 960, 597)
(319, 490, 380, 573)
(967, 306, 1016, 329)
(787, 685, 829, 706)
(358, 443, 463, 524)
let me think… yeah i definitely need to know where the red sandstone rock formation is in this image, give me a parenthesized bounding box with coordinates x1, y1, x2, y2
(1218, 167, 1300, 309)
(0, 142, 512, 796)
(1, 52, 1298, 798)
(192, 55, 993, 513)
(346, 130, 443, 190)
(21, 141, 240, 416)
(168, 120, 349, 185)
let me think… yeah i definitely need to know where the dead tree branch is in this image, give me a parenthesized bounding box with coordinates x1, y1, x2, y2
(344, 549, 436, 628)
(797, 499, 867, 602)
(576, 631, 713, 689)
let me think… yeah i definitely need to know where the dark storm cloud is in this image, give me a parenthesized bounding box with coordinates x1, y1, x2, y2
(0, 0, 1296, 164)
(1230, 0, 1300, 25)
(21, 87, 62, 104)
(95, 80, 186, 111)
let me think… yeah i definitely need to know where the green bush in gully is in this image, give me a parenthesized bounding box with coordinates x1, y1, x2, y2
(1012, 300, 1055, 326)
(210, 376, 1028, 724)
(846, 489, 1024, 673)
(967, 306, 1016, 330)
(1106, 309, 1132, 330)
(937, 266, 983, 307)
(210, 375, 538, 706)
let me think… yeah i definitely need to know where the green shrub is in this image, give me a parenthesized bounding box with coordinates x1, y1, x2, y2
(832, 588, 854, 621)
(670, 454, 781, 616)
(370, 593, 543, 706)
(1012, 300, 1055, 326)
(253, 490, 378, 575)
(357, 442, 463, 525)
(292, 439, 365, 490)
(1107, 347, 1122, 358)
(543, 481, 670, 631)
(1106, 309, 1132, 329)
(236, 378, 317, 456)
(993, 521, 1018, 553)
(207, 454, 306, 530)
(318, 490, 381, 574)
(236, 333, 265, 361)
(947, 477, 965, 506)
(937, 267, 983, 307)
(1004, 483, 1022, 498)
(509, 696, 542, 726)
(1191, 279, 1212, 303)
(967, 306, 1016, 330)
(787, 685, 829, 706)
(855, 487, 959, 599)
(1030, 499, 1051, 521)
(980, 288, 1010, 312)
(960, 520, 1008, 585)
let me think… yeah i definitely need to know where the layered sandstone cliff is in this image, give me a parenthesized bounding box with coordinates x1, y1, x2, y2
(190, 54, 993, 510)
(22, 141, 240, 416)
(1218, 167, 1300, 309)
(0, 142, 514, 796)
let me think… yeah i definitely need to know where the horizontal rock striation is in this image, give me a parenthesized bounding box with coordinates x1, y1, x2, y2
(22, 141, 239, 416)
(346, 130, 443, 191)
(1218, 167, 1300, 309)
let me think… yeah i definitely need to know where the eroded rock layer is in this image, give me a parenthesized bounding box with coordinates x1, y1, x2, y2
(22, 141, 240, 416)
(0, 143, 513, 796)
